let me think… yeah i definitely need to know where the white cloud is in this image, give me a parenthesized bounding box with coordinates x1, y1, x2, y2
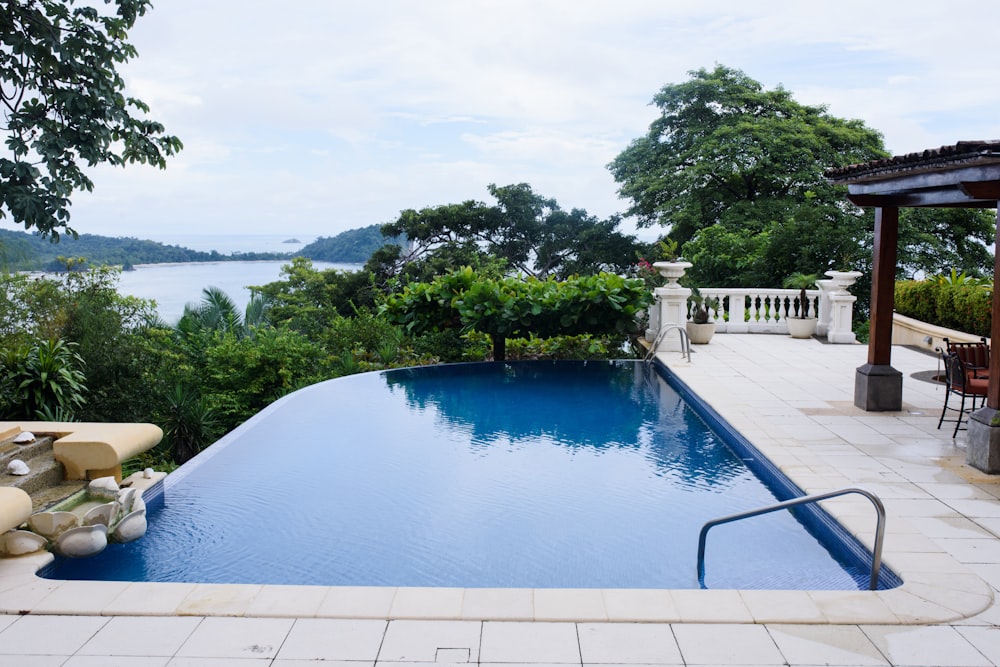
(45, 0, 1000, 241)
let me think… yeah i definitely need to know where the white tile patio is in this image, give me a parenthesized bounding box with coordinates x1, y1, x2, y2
(1, 336, 1000, 664)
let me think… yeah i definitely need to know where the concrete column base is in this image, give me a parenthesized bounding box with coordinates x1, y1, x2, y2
(967, 408, 1000, 474)
(854, 363, 903, 412)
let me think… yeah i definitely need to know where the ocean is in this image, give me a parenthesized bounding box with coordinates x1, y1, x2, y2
(113, 235, 362, 323)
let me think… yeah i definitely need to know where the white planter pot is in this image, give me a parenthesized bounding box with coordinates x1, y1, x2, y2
(787, 317, 818, 339)
(686, 321, 716, 345)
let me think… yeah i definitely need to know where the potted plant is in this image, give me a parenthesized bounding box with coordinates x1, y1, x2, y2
(783, 272, 820, 338)
(686, 287, 719, 344)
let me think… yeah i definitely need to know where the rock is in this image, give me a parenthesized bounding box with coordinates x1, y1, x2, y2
(12, 431, 35, 444)
(6, 459, 28, 476)
(27, 511, 79, 539)
(110, 509, 146, 543)
(88, 476, 120, 499)
(55, 524, 108, 558)
(1, 530, 48, 556)
(82, 502, 117, 527)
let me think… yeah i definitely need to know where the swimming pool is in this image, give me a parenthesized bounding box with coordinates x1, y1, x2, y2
(44, 360, 897, 590)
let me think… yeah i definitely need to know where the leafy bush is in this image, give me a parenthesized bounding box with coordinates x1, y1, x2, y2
(894, 279, 991, 337)
(0, 339, 88, 419)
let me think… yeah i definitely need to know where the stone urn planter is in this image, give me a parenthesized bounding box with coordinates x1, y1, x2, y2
(786, 317, 818, 339)
(652, 261, 693, 288)
(686, 321, 716, 345)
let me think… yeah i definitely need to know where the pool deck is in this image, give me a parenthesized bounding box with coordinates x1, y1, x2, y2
(3, 335, 1000, 665)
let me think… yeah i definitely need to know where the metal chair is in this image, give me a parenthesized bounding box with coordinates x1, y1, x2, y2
(942, 337, 990, 380)
(937, 349, 989, 437)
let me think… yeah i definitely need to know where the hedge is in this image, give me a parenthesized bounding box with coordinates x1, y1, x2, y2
(894, 280, 991, 338)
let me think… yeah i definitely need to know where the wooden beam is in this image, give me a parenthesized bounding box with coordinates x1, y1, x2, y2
(960, 181, 1000, 200)
(847, 189, 997, 208)
(868, 207, 899, 366)
(843, 163, 1000, 194)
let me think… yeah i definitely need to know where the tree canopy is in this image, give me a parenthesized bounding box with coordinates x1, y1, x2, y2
(608, 65, 890, 287)
(1, 0, 182, 239)
(380, 267, 652, 361)
(379, 183, 643, 281)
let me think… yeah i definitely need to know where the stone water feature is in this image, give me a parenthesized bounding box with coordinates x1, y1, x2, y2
(0, 423, 165, 559)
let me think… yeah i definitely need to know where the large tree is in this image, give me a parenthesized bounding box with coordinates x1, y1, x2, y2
(608, 65, 889, 287)
(1, 0, 182, 239)
(379, 183, 643, 281)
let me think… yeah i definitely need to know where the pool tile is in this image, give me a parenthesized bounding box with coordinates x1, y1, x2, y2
(0, 577, 62, 613)
(907, 515, 997, 539)
(103, 582, 199, 616)
(480, 621, 580, 663)
(167, 659, 274, 666)
(78, 616, 202, 656)
(378, 619, 481, 662)
(861, 624, 992, 666)
(31, 578, 132, 614)
(0, 614, 109, 655)
(766, 624, 889, 666)
(175, 616, 293, 659)
(954, 625, 1000, 664)
(389, 586, 464, 619)
(0, 657, 69, 667)
(533, 588, 607, 621)
(935, 537, 1000, 564)
(317, 586, 396, 618)
(739, 590, 825, 623)
(672, 623, 784, 665)
(244, 584, 328, 617)
(807, 591, 899, 624)
(63, 656, 169, 666)
(875, 588, 965, 624)
(276, 618, 386, 661)
(670, 589, 753, 622)
(601, 589, 679, 622)
(461, 587, 533, 620)
(176, 584, 263, 616)
(577, 622, 683, 664)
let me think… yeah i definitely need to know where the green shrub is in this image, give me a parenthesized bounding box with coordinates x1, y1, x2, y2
(894, 279, 990, 337)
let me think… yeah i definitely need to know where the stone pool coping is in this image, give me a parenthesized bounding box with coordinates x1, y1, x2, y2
(0, 338, 994, 624)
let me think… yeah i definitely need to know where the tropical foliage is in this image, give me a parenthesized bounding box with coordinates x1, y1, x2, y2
(0, 0, 182, 238)
(381, 268, 652, 361)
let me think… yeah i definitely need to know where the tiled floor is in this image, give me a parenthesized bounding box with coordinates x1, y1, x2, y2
(3, 336, 1000, 665)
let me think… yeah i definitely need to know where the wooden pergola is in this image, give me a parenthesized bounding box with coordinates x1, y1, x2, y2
(826, 141, 1000, 469)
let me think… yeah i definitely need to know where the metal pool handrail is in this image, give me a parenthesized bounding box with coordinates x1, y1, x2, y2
(697, 487, 887, 590)
(645, 324, 691, 364)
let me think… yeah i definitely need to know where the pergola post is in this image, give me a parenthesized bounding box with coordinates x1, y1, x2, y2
(854, 206, 903, 411)
(967, 205, 1000, 472)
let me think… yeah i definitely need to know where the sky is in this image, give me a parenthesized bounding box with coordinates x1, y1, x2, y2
(52, 0, 1000, 243)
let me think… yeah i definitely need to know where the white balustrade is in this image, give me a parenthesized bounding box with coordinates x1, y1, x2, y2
(647, 265, 862, 344)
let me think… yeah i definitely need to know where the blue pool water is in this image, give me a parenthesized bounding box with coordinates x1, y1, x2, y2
(44, 361, 896, 590)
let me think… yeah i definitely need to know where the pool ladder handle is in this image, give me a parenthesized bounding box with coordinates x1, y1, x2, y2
(697, 487, 887, 591)
(645, 324, 691, 364)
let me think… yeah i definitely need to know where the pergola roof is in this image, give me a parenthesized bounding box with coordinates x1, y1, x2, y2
(825, 141, 1000, 208)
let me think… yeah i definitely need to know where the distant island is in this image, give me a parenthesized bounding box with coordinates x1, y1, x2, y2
(282, 238, 301, 244)
(0, 224, 402, 272)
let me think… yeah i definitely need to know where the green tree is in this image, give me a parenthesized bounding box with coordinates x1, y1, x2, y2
(381, 268, 652, 361)
(380, 183, 642, 280)
(608, 65, 888, 288)
(1, 0, 182, 238)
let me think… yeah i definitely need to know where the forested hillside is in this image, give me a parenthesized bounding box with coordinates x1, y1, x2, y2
(0, 225, 396, 271)
(297, 225, 403, 263)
